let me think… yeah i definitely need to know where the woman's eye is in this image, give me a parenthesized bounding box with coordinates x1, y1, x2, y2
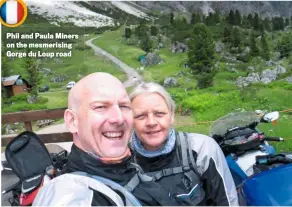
(156, 112, 165, 116)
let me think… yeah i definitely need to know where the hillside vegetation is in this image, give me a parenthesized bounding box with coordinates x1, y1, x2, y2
(93, 11, 292, 151)
(1, 10, 292, 151)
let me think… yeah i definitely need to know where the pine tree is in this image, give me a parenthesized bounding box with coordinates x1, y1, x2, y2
(1, 45, 10, 99)
(213, 9, 221, 23)
(228, 10, 235, 25)
(263, 17, 271, 31)
(231, 27, 241, 48)
(277, 33, 292, 58)
(285, 18, 290, 26)
(223, 26, 231, 43)
(247, 13, 253, 27)
(187, 23, 215, 74)
(24, 50, 41, 98)
(195, 14, 201, 23)
(140, 34, 152, 53)
(124, 27, 132, 39)
(150, 26, 158, 36)
(250, 31, 259, 57)
(260, 34, 270, 60)
(170, 12, 174, 25)
(235, 10, 241, 25)
(253, 13, 260, 30)
(191, 13, 196, 24)
(272, 17, 284, 31)
(135, 23, 148, 39)
(1, 45, 10, 78)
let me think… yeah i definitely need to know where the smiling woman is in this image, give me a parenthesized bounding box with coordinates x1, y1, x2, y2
(129, 82, 239, 206)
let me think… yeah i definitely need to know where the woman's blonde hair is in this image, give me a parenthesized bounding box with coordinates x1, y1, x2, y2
(129, 82, 176, 116)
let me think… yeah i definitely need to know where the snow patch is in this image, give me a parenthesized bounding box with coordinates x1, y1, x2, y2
(25, 0, 114, 28)
(111, 1, 149, 19)
(201, 2, 214, 16)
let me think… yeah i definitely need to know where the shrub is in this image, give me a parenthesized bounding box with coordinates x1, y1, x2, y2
(5, 93, 28, 104)
(2, 103, 47, 113)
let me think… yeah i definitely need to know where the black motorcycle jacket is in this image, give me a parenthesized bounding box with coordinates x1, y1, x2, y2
(60, 144, 181, 206)
(133, 132, 239, 206)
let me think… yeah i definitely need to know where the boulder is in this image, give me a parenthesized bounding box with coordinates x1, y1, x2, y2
(50, 74, 68, 83)
(163, 77, 177, 87)
(285, 76, 292, 84)
(142, 53, 163, 66)
(229, 68, 239, 73)
(274, 65, 286, 75)
(169, 41, 188, 53)
(236, 73, 260, 87)
(215, 42, 224, 53)
(264, 60, 276, 67)
(260, 69, 277, 83)
(272, 52, 281, 61)
(247, 66, 254, 71)
(243, 46, 250, 54)
(40, 68, 52, 76)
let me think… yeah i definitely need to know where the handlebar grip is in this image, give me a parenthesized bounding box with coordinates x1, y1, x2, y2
(2, 180, 21, 194)
(264, 137, 284, 142)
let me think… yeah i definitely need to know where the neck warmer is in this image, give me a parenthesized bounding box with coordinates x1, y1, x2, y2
(86, 148, 131, 164)
(131, 128, 176, 158)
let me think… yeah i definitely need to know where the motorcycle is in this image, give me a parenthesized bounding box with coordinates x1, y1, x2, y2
(210, 110, 292, 206)
(1, 131, 68, 206)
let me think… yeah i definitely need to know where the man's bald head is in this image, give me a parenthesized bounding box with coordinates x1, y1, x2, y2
(68, 72, 124, 112)
(64, 72, 133, 158)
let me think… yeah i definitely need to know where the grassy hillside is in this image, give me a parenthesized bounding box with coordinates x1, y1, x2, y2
(2, 13, 292, 152)
(92, 25, 292, 151)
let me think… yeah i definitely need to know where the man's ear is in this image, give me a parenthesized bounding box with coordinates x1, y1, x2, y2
(64, 109, 78, 134)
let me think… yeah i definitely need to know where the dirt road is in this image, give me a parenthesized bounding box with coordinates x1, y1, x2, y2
(85, 37, 143, 88)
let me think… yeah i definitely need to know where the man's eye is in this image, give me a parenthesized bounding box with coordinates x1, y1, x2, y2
(120, 105, 131, 110)
(94, 106, 106, 110)
(134, 115, 145, 119)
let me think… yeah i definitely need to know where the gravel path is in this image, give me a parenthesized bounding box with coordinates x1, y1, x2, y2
(85, 37, 143, 88)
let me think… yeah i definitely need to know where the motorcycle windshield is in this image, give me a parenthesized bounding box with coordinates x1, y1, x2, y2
(210, 111, 261, 137)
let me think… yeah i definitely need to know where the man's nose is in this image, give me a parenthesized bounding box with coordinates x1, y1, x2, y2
(146, 114, 157, 127)
(108, 105, 125, 125)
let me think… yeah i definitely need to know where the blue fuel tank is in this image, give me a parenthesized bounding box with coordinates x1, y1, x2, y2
(239, 164, 292, 206)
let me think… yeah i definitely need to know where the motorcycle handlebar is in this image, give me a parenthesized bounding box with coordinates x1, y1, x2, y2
(263, 137, 284, 142)
(2, 180, 21, 195)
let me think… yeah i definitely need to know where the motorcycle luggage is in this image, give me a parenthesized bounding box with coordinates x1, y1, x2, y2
(5, 131, 53, 198)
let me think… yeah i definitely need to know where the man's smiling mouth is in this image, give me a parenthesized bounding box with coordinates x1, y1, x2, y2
(102, 132, 123, 139)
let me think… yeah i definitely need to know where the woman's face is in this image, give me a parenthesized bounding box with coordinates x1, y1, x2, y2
(131, 92, 174, 151)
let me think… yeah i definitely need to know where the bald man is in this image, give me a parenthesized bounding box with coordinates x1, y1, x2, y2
(33, 73, 180, 206)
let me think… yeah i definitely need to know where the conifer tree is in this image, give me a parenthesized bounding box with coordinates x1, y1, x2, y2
(170, 12, 174, 25)
(150, 25, 158, 36)
(188, 23, 215, 74)
(223, 26, 231, 43)
(24, 49, 41, 98)
(124, 27, 132, 39)
(191, 13, 196, 24)
(250, 31, 259, 57)
(231, 27, 241, 48)
(228, 10, 235, 25)
(235, 10, 241, 25)
(260, 34, 270, 60)
(253, 13, 260, 30)
(140, 34, 152, 53)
